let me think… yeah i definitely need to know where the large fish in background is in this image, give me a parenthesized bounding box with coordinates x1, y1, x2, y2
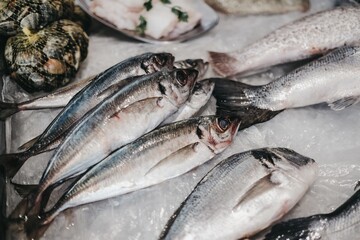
(209, 5, 360, 77)
(212, 45, 360, 117)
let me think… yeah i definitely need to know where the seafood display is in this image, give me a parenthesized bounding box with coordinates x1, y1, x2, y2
(205, 0, 310, 15)
(160, 148, 317, 239)
(209, 5, 360, 77)
(89, 0, 202, 40)
(22, 116, 239, 237)
(265, 187, 360, 240)
(0, 58, 207, 120)
(1, 0, 360, 239)
(212, 45, 360, 116)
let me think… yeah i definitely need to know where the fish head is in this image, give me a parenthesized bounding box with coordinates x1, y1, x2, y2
(187, 80, 215, 109)
(197, 116, 241, 154)
(174, 59, 209, 79)
(160, 69, 198, 107)
(142, 53, 175, 73)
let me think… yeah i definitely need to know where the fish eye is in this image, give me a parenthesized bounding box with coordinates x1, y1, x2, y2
(175, 70, 188, 86)
(217, 117, 231, 132)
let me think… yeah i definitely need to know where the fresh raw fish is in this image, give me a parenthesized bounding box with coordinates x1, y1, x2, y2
(27, 68, 197, 217)
(0, 52, 175, 179)
(209, 6, 360, 77)
(212, 45, 360, 116)
(159, 148, 317, 240)
(21, 116, 240, 239)
(265, 187, 360, 240)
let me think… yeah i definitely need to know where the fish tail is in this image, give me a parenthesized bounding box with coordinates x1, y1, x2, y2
(18, 135, 40, 151)
(0, 101, 19, 120)
(211, 78, 281, 129)
(264, 215, 325, 240)
(0, 152, 28, 179)
(208, 51, 240, 77)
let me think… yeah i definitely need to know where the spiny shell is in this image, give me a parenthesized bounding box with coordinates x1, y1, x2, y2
(5, 19, 89, 92)
(0, 0, 75, 36)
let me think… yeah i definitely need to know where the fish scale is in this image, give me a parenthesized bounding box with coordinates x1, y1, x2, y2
(209, 6, 360, 77)
(159, 148, 317, 240)
(0, 52, 175, 179)
(35, 115, 239, 228)
(29, 68, 197, 215)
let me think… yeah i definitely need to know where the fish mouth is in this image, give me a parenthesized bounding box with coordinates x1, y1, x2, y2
(270, 148, 315, 167)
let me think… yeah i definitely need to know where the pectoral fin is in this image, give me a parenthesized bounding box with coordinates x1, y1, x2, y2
(233, 173, 279, 211)
(328, 96, 360, 111)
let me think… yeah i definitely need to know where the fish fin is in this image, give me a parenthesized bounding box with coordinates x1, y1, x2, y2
(233, 173, 279, 211)
(355, 180, 360, 191)
(97, 75, 144, 100)
(18, 135, 40, 151)
(211, 78, 281, 129)
(328, 96, 360, 111)
(12, 182, 38, 198)
(0, 101, 19, 120)
(264, 215, 326, 240)
(208, 51, 239, 77)
(144, 143, 199, 177)
(0, 152, 28, 179)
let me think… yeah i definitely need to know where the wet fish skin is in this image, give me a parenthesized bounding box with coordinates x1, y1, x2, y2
(161, 79, 215, 125)
(0, 75, 95, 120)
(205, 0, 310, 15)
(0, 52, 175, 179)
(212, 45, 360, 117)
(264, 188, 360, 240)
(209, 6, 360, 77)
(159, 148, 317, 240)
(0, 58, 205, 122)
(34, 116, 239, 228)
(30, 68, 197, 213)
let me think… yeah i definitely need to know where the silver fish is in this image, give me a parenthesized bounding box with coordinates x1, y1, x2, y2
(29, 68, 197, 212)
(212, 45, 360, 117)
(0, 75, 95, 121)
(204, 0, 310, 15)
(32, 115, 240, 230)
(209, 6, 360, 77)
(159, 148, 317, 240)
(161, 79, 215, 125)
(265, 188, 360, 240)
(0, 58, 207, 122)
(0, 52, 175, 179)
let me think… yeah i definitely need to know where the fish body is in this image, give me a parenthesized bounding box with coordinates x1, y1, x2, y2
(162, 79, 214, 125)
(38, 115, 240, 226)
(159, 148, 317, 240)
(209, 6, 360, 77)
(0, 58, 205, 121)
(32, 68, 197, 209)
(212, 45, 360, 116)
(0, 52, 174, 178)
(264, 188, 360, 240)
(205, 0, 310, 15)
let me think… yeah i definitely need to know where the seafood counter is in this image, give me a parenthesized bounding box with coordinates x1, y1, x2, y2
(1, 0, 360, 239)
